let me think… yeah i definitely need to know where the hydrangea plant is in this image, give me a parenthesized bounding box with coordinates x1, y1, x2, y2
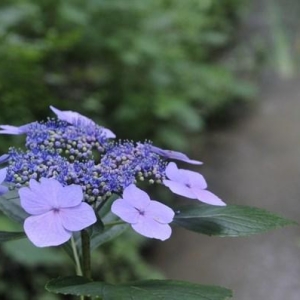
(0, 107, 294, 300)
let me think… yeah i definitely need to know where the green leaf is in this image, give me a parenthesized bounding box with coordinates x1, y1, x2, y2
(173, 204, 296, 237)
(0, 190, 28, 223)
(90, 223, 129, 251)
(0, 231, 25, 242)
(46, 276, 232, 300)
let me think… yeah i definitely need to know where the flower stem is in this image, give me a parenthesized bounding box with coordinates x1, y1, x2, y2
(81, 230, 92, 280)
(71, 236, 83, 276)
(104, 220, 126, 227)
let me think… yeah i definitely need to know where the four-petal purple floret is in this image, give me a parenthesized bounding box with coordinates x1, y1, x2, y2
(19, 178, 96, 247)
(111, 184, 174, 241)
(163, 162, 226, 206)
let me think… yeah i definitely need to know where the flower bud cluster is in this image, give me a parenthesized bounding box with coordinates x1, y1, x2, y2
(5, 119, 166, 203)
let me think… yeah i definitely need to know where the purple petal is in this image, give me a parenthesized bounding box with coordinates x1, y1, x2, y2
(101, 128, 116, 138)
(0, 154, 9, 164)
(179, 169, 207, 189)
(192, 189, 226, 206)
(50, 105, 94, 127)
(165, 162, 185, 183)
(122, 184, 150, 208)
(56, 184, 83, 208)
(132, 218, 172, 241)
(165, 162, 207, 189)
(146, 201, 174, 223)
(163, 180, 197, 199)
(59, 203, 96, 231)
(111, 198, 140, 224)
(0, 168, 7, 183)
(39, 178, 65, 207)
(150, 145, 202, 165)
(28, 178, 41, 191)
(24, 212, 72, 247)
(50, 105, 116, 138)
(0, 124, 31, 135)
(19, 185, 53, 215)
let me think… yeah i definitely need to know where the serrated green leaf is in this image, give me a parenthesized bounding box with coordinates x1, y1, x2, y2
(173, 204, 296, 237)
(0, 190, 28, 223)
(0, 231, 25, 242)
(46, 276, 232, 300)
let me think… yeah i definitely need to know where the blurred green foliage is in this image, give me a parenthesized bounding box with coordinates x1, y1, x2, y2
(0, 1, 255, 298)
(0, 0, 254, 152)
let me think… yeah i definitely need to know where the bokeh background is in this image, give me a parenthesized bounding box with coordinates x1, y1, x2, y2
(0, 0, 299, 299)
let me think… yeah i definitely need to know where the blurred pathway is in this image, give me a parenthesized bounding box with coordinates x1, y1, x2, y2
(151, 76, 300, 300)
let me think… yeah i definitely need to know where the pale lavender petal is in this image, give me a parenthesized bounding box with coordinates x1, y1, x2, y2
(150, 145, 202, 165)
(111, 198, 140, 224)
(163, 180, 196, 199)
(0, 124, 31, 135)
(0, 168, 7, 183)
(123, 184, 150, 208)
(101, 128, 116, 138)
(39, 178, 64, 207)
(56, 184, 83, 208)
(193, 189, 226, 206)
(50, 105, 116, 138)
(132, 218, 172, 241)
(28, 178, 41, 191)
(19, 186, 53, 215)
(59, 203, 96, 231)
(50, 106, 83, 124)
(179, 169, 207, 189)
(0, 154, 9, 164)
(165, 162, 186, 183)
(24, 212, 72, 247)
(146, 201, 174, 223)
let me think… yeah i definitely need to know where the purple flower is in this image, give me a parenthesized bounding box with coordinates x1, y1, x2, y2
(149, 145, 202, 165)
(50, 106, 116, 138)
(0, 124, 32, 135)
(19, 178, 97, 247)
(111, 184, 174, 241)
(163, 162, 226, 206)
(0, 168, 8, 195)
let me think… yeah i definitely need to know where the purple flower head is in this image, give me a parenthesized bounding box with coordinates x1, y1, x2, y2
(149, 145, 202, 165)
(0, 168, 8, 195)
(111, 184, 174, 241)
(0, 123, 33, 135)
(19, 178, 97, 247)
(50, 106, 116, 138)
(163, 162, 226, 206)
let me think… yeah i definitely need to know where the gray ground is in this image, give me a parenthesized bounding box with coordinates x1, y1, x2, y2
(151, 77, 300, 299)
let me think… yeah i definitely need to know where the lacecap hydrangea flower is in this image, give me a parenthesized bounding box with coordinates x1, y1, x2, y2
(0, 105, 225, 246)
(19, 178, 96, 247)
(111, 184, 174, 241)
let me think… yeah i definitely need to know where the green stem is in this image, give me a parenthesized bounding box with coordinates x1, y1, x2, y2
(104, 220, 126, 227)
(81, 230, 92, 280)
(71, 236, 82, 276)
